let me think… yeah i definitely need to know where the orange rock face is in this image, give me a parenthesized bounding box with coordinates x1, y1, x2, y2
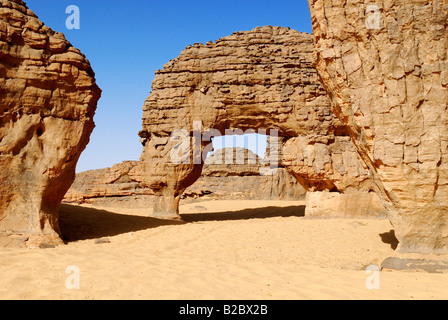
(0, 0, 101, 244)
(308, 0, 448, 253)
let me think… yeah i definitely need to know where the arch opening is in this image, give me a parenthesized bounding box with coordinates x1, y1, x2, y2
(209, 133, 269, 162)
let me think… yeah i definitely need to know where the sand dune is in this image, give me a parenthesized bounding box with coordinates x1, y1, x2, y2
(0, 200, 447, 300)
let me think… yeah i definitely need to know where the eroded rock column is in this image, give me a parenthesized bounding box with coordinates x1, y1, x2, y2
(140, 131, 204, 219)
(0, 0, 101, 244)
(308, 0, 448, 253)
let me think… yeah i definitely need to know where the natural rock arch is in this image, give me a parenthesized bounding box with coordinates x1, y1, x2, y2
(138, 26, 375, 220)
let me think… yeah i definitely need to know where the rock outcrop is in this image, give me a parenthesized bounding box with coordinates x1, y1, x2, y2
(201, 148, 306, 200)
(0, 0, 101, 244)
(308, 0, 448, 253)
(63, 161, 148, 204)
(138, 26, 377, 219)
(64, 148, 306, 207)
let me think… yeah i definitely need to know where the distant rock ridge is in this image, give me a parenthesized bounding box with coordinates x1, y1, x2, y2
(204, 147, 264, 176)
(63, 148, 306, 206)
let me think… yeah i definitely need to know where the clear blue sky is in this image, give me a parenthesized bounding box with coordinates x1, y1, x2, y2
(25, 0, 313, 172)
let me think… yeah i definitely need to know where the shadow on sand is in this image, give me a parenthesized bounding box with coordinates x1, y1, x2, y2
(181, 205, 305, 222)
(59, 204, 183, 242)
(59, 204, 305, 243)
(379, 230, 399, 250)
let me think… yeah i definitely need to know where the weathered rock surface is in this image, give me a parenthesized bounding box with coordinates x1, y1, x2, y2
(138, 26, 375, 219)
(0, 0, 101, 245)
(63, 148, 306, 207)
(282, 135, 372, 192)
(308, 0, 448, 253)
(64, 161, 149, 204)
(197, 148, 307, 201)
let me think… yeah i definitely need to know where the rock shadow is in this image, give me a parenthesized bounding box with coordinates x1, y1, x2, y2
(59, 204, 184, 243)
(379, 230, 399, 250)
(181, 205, 305, 222)
(59, 204, 305, 242)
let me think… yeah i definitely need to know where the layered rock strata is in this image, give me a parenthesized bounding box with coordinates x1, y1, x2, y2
(0, 0, 101, 244)
(308, 0, 448, 252)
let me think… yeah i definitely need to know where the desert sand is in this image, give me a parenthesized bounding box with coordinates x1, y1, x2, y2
(0, 199, 447, 300)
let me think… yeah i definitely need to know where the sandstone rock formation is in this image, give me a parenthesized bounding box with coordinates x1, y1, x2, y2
(64, 148, 306, 207)
(138, 26, 377, 220)
(63, 161, 149, 205)
(0, 0, 101, 244)
(308, 0, 448, 253)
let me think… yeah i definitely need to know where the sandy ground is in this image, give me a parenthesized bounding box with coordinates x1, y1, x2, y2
(0, 200, 447, 300)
